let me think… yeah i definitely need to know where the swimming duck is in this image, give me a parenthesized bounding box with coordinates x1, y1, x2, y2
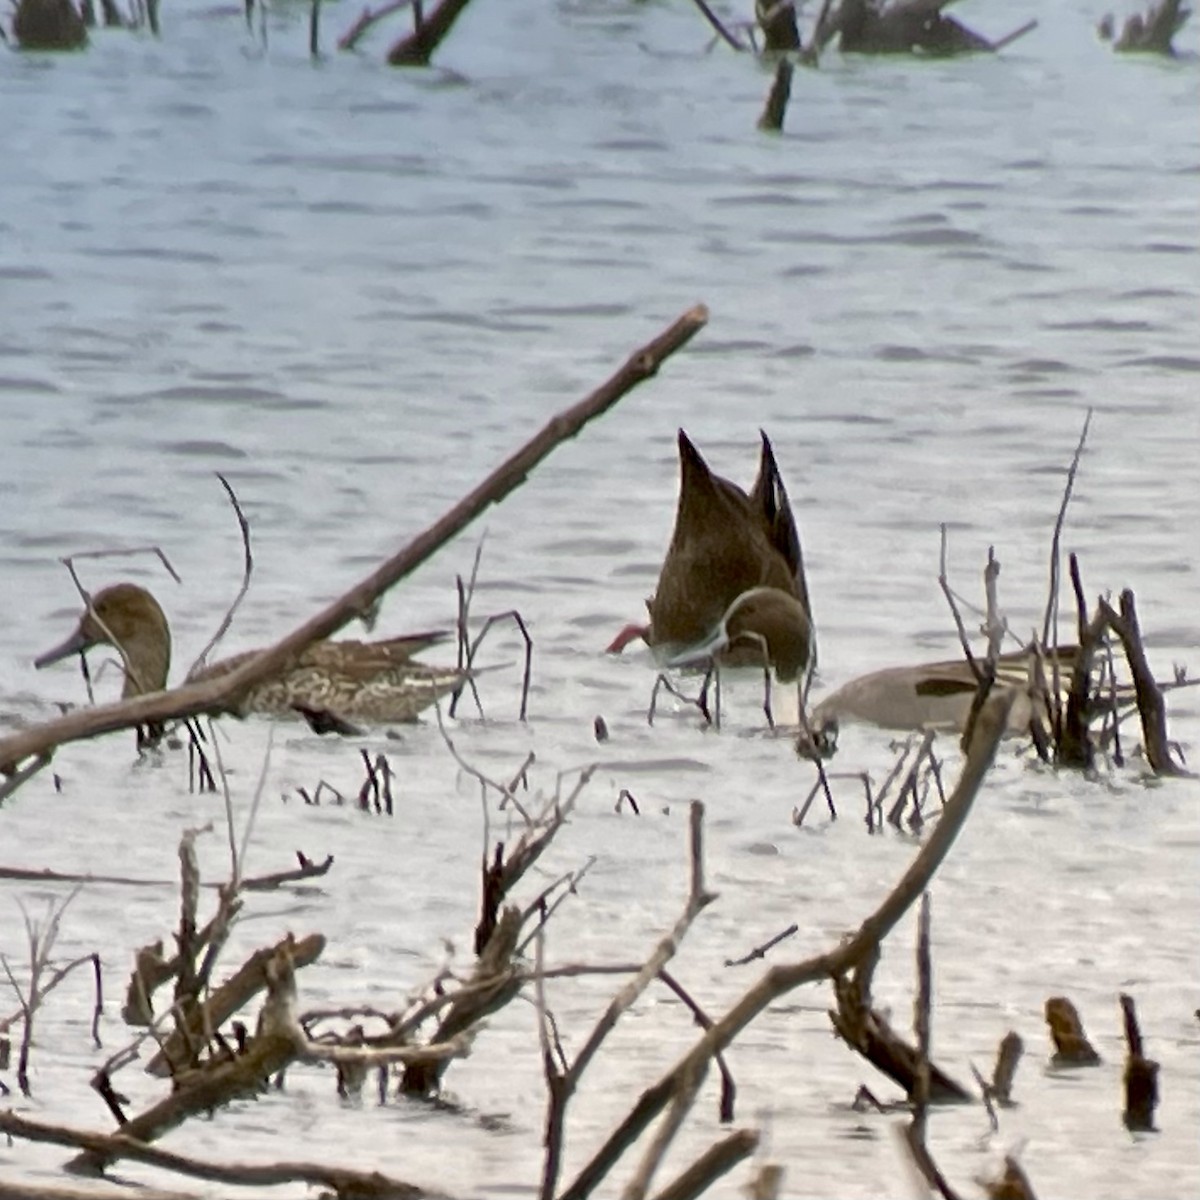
(34, 582, 467, 725)
(607, 429, 813, 665)
(810, 645, 1087, 735)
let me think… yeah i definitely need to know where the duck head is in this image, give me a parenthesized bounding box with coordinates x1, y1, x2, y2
(35, 582, 172, 697)
(668, 586, 813, 683)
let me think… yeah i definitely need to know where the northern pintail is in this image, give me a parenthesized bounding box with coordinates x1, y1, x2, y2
(608, 429, 812, 664)
(34, 582, 467, 725)
(810, 647, 1080, 735)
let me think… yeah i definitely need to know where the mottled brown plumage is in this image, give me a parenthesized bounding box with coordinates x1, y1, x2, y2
(35, 582, 464, 724)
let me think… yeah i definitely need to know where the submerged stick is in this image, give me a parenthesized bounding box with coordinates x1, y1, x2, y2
(0, 306, 708, 777)
(757, 58, 793, 132)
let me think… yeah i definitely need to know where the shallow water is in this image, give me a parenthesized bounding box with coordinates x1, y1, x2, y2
(0, 1, 1198, 1196)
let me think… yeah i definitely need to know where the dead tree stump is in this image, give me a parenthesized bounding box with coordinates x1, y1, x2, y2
(1120, 993, 1159, 1131)
(1101, 0, 1191, 53)
(13, 0, 87, 49)
(1045, 996, 1100, 1066)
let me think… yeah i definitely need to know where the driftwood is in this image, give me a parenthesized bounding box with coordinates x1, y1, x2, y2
(983, 1156, 1040, 1200)
(400, 906, 523, 1094)
(1120, 993, 1159, 1131)
(538, 802, 717, 1200)
(145, 932, 325, 1077)
(830, 942, 972, 1103)
(756, 0, 801, 50)
(558, 692, 1013, 1200)
(0, 1110, 437, 1199)
(0, 306, 707, 780)
(1101, 0, 1191, 52)
(386, 0, 472, 65)
(1044, 995, 1100, 1066)
(757, 59, 794, 131)
(987, 1030, 1023, 1104)
(12, 0, 86, 48)
(821, 0, 1036, 56)
(72, 939, 313, 1172)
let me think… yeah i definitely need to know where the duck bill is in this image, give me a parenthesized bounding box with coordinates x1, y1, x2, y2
(34, 627, 91, 670)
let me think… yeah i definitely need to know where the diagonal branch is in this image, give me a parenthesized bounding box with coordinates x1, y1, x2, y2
(0, 306, 708, 778)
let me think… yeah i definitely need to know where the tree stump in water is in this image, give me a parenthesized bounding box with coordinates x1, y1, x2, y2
(756, 0, 802, 51)
(1044, 995, 1101, 1066)
(1100, 0, 1191, 53)
(835, 0, 995, 54)
(13, 0, 87, 49)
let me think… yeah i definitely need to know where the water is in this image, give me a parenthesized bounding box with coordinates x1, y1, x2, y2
(0, 1, 1197, 1196)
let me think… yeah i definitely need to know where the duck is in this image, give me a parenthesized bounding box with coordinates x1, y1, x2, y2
(607, 429, 813, 667)
(810, 644, 1088, 735)
(666, 585, 814, 726)
(33, 582, 468, 725)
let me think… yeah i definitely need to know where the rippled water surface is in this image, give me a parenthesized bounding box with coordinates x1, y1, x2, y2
(1, 2, 1198, 1196)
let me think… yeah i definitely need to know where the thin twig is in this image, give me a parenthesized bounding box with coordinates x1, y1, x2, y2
(188, 474, 254, 680)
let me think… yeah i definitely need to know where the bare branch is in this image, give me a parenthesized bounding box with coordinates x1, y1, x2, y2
(0, 305, 709, 778)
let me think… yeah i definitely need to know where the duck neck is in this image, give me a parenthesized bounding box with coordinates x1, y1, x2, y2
(114, 628, 171, 698)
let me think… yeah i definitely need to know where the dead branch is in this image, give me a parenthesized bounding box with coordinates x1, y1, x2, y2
(145, 933, 324, 1077)
(725, 922, 798, 967)
(1044, 996, 1100, 1066)
(451, 607, 533, 721)
(959, 548, 1005, 753)
(386, 0, 472, 64)
(72, 939, 314, 1172)
(0, 305, 707, 779)
(1104, 0, 1190, 53)
(984, 1030, 1022, 1106)
(688, 0, 750, 50)
(0, 890, 86, 1097)
(0, 1179, 195, 1200)
(338, 0, 410, 50)
(1120, 993, 1158, 1131)
(1040, 409, 1092, 651)
(982, 1155, 1040, 1200)
(540, 801, 717, 1200)
(657, 968, 736, 1122)
(756, 0, 800, 50)
(399, 906, 524, 1095)
(938, 525, 981, 682)
(650, 1128, 759, 1200)
(241, 852, 334, 891)
(757, 58, 793, 132)
(1099, 590, 1188, 776)
(0, 1110, 437, 1198)
(187, 474, 254, 680)
(830, 944, 971, 1104)
(448, 538, 487, 718)
(558, 691, 1013, 1200)
(0, 753, 51, 806)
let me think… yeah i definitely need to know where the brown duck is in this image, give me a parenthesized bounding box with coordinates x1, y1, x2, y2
(607, 429, 814, 670)
(34, 582, 467, 725)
